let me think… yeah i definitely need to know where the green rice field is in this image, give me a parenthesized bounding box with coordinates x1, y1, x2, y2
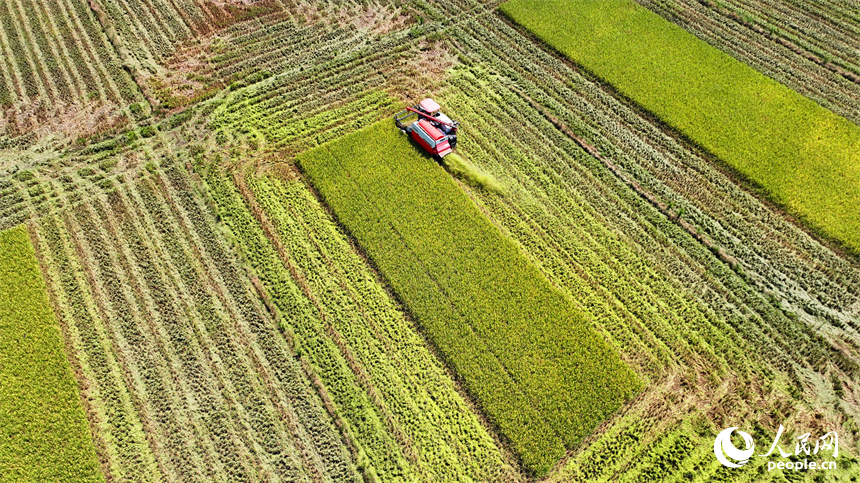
(501, 0, 860, 253)
(0, 226, 104, 482)
(299, 119, 640, 474)
(2, 0, 859, 480)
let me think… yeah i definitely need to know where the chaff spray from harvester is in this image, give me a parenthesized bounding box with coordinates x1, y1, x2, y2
(441, 152, 506, 194)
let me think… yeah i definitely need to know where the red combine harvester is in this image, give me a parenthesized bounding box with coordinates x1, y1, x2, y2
(394, 98, 459, 158)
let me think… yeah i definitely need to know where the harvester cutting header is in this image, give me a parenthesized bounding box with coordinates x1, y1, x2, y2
(394, 98, 459, 158)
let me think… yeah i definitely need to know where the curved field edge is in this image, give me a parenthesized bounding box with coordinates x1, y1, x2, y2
(0, 225, 104, 482)
(297, 119, 642, 476)
(499, 0, 860, 255)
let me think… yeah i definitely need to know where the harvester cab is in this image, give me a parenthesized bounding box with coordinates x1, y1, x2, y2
(394, 98, 459, 158)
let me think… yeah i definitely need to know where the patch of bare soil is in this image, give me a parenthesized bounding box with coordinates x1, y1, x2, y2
(140, 0, 285, 112)
(1, 99, 129, 147)
(293, 1, 412, 34)
(395, 40, 459, 100)
(194, 0, 283, 32)
(144, 39, 220, 113)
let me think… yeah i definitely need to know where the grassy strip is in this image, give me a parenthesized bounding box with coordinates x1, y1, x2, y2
(500, 0, 860, 253)
(0, 225, 104, 482)
(299, 120, 641, 475)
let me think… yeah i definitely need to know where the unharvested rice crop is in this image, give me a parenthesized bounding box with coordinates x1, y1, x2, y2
(299, 119, 641, 475)
(2, 0, 860, 480)
(0, 225, 103, 482)
(501, 0, 860, 253)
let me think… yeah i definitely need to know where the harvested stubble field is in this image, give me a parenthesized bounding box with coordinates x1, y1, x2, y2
(2, 0, 860, 482)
